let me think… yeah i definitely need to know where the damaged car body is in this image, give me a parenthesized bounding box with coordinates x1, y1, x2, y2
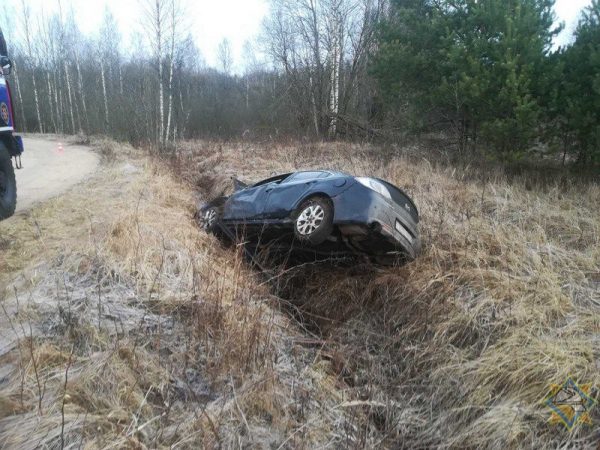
(199, 170, 421, 263)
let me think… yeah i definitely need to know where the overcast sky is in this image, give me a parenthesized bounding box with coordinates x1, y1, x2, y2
(1, 0, 592, 70)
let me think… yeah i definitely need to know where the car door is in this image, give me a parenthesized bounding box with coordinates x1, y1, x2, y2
(262, 172, 327, 220)
(224, 183, 273, 221)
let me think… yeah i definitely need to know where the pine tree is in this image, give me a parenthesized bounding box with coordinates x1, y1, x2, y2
(553, 0, 600, 165)
(373, 0, 559, 158)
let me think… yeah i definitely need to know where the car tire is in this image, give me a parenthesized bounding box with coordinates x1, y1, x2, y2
(202, 206, 220, 233)
(0, 143, 16, 221)
(294, 196, 333, 245)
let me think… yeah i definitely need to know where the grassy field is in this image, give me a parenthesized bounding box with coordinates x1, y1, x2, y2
(0, 138, 599, 448)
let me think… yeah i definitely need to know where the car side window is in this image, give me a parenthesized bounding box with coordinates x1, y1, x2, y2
(286, 171, 328, 182)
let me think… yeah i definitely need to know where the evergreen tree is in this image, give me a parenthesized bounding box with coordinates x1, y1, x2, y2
(373, 0, 559, 158)
(553, 0, 600, 165)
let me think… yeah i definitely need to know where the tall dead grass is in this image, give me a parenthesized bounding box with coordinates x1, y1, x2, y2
(176, 139, 600, 448)
(0, 142, 367, 448)
(1, 138, 598, 448)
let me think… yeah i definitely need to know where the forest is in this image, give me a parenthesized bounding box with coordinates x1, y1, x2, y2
(1, 0, 599, 167)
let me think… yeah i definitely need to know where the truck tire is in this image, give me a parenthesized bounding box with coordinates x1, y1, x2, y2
(0, 143, 17, 220)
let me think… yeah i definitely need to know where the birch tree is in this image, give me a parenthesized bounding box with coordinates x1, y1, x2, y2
(39, 14, 58, 133)
(54, 1, 77, 133)
(264, 0, 378, 137)
(59, 11, 83, 133)
(97, 9, 120, 131)
(326, 0, 343, 137)
(217, 38, 233, 74)
(140, 0, 171, 147)
(66, 7, 89, 132)
(19, 0, 43, 132)
(165, 0, 188, 144)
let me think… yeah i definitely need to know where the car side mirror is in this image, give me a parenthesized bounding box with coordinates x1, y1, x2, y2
(0, 56, 11, 75)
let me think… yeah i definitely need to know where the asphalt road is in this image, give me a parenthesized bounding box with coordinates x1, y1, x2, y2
(13, 136, 99, 213)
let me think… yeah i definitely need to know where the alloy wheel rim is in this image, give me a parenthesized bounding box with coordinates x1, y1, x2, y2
(205, 209, 217, 227)
(296, 204, 325, 236)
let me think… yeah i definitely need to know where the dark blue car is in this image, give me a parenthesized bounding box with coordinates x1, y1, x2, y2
(200, 170, 421, 261)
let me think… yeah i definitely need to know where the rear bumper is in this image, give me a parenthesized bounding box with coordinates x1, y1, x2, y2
(331, 183, 421, 259)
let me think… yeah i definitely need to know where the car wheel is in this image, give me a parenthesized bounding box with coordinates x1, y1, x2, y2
(202, 207, 220, 233)
(0, 143, 17, 221)
(294, 197, 333, 245)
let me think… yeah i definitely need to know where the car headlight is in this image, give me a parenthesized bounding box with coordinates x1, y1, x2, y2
(356, 177, 392, 200)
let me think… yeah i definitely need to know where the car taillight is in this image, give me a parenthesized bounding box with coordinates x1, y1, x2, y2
(356, 177, 392, 200)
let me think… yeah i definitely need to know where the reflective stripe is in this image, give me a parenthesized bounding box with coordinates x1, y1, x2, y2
(0, 77, 5, 86)
(0, 126, 13, 132)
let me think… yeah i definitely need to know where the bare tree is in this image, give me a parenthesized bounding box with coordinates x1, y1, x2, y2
(263, 0, 383, 138)
(4, 0, 383, 143)
(140, 0, 171, 147)
(217, 38, 233, 74)
(326, 0, 344, 137)
(263, 0, 332, 136)
(67, 5, 89, 132)
(57, 2, 79, 134)
(39, 12, 62, 133)
(19, 0, 43, 132)
(242, 40, 259, 110)
(165, 0, 188, 145)
(97, 8, 121, 131)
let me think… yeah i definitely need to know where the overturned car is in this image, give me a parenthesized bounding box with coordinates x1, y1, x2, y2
(199, 170, 421, 263)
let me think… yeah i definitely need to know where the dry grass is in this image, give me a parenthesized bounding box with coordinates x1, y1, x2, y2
(0, 138, 598, 449)
(0, 140, 363, 448)
(176, 140, 600, 448)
